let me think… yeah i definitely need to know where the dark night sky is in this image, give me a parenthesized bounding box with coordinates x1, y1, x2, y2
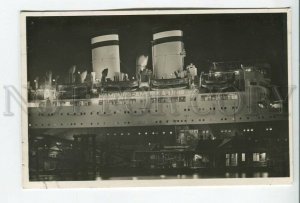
(26, 12, 288, 86)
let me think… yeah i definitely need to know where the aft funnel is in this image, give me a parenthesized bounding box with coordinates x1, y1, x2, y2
(152, 30, 185, 79)
(91, 34, 121, 81)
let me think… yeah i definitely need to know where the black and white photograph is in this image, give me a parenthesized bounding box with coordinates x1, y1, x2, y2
(22, 9, 292, 187)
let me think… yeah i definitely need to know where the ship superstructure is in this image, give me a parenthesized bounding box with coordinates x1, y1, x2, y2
(27, 30, 289, 180)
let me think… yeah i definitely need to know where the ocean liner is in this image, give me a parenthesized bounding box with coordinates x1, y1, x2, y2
(27, 30, 289, 180)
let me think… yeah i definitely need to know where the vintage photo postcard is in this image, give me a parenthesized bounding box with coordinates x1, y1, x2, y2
(21, 9, 293, 188)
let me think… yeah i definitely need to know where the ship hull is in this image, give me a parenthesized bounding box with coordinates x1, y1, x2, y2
(28, 119, 289, 181)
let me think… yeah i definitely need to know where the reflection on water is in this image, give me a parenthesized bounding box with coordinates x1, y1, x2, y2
(31, 168, 288, 181)
(103, 171, 270, 180)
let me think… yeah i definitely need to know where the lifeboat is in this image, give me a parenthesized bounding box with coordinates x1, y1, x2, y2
(102, 80, 139, 91)
(151, 78, 189, 90)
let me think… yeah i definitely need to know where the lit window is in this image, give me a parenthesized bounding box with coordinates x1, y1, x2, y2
(241, 153, 245, 161)
(253, 153, 266, 162)
(225, 154, 230, 166)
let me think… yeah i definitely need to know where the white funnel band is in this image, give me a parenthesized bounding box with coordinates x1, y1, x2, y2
(91, 34, 119, 44)
(153, 30, 183, 40)
(91, 34, 119, 49)
(152, 30, 183, 46)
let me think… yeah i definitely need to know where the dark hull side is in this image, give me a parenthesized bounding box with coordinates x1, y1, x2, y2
(28, 119, 289, 181)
